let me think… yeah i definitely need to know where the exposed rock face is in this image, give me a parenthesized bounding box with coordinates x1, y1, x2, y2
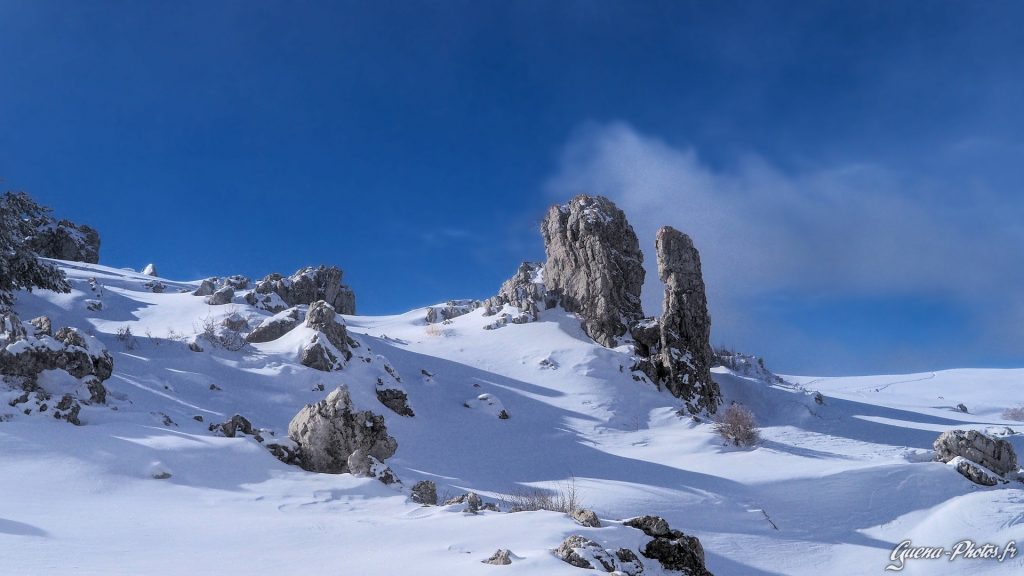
(205, 286, 234, 306)
(0, 313, 113, 410)
(300, 301, 352, 372)
(554, 536, 643, 575)
(25, 218, 101, 264)
(246, 307, 304, 343)
(411, 480, 438, 505)
(484, 262, 553, 323)
(541, 195, 646, 347)
(934, 429, 1018, 482)
(425, 299, 483, 324)
(376, 387, 414, 417)
(652, 227, 719, 413)
(246, 266, 356, 315)
(287, 386, 397, 474)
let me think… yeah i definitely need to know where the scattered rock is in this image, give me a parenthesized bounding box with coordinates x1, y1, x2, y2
(411, 480, 438, 505)
(209, 414, 257, 438)
(287, 386, 397, 474)
(554, 535, 641, 574)
(376, 387, 414, 417)
(934, 429, 1018, 481)
(425, 300, 482, 324)
(541, 195, 646, 347)
(482, 549, 513, 566)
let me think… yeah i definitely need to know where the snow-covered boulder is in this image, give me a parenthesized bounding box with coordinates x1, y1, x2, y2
(287, 386, 397, 474)
(934, 429, 1018, 481)
(571, 508, 602, 528)
(193, 278, 217, 297)
(205, 286, 234, 306)
(245, 307, 304, 343)
(624, 515, 711, 576)
(141, 263, 158, 277)
(299, 301, 352, 372)
(346, 448, 400, 485)
(554, 535, 643, 575)
(482, 549, 513, 566)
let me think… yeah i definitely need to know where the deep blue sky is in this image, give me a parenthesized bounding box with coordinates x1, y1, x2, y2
(2, 1, 1022, 374)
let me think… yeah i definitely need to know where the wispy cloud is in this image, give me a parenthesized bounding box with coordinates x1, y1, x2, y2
(545, 122, 1023, 372)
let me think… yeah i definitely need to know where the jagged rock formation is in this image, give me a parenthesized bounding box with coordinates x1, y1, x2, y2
(934, 429, 1018, 485)
(25, 218, 101, 264)
(300, 301, 352, 372)
(633, 227, 720, 414)
(554, 535, 643, 575)
(141, 263, 158, 277)
(246, 266, 356, 315)
(625, 515, 712, 576)
(714, 349, 785, 384)
(541, 195, 646, 347)
(425, 299, 483, 324)
(485, 262, 553, 321)
(287, 386, 397, 474)
(1, 313, 113, 422)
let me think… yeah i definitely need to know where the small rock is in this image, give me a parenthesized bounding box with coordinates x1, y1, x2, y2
(482, 549, 512, 566)
(571, 508, 602, 528)
(411, 480, 438, 505)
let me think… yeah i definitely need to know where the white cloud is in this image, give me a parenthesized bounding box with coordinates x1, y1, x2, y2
(545, 122, 1023, 370)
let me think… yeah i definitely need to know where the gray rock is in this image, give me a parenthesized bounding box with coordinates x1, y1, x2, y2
(54, 393, 82, 425)
(141, 263, 158, 277)
(221, 313, 249, 332)
(193, 279, 217, 297)
(305, 301, 350, 353)
(554, 535, 638, 573)
(221, 275, 250, 290)
(425, 300, 483, 324)
(645, 226, 720, 414)
(205, 286, 234, 306)
(287, 386, 397, 474)
(482, 549, 513, 566)
(25, 218, 100, 264)
(209, 414, 256, 438)
(245, 307, 304, 343)
(949, 456, 1001, 486)
(246, 266, 356, 314)
(376, 387, 414, 417)
(642, 535, 709, 576)
(571, 508, 602, 528)
(625, 515, 674, 538)
(29, 316, 52, 337)
(300, 335, 344, 372)
(346, 448, 401, 485)
(934, 429, 1018, 478)
(411, 480, 438, 505)
(541, 195, 646, 347)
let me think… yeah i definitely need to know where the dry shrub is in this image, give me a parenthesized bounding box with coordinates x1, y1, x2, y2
(714, 404, 760, 447)
(501, 477, 582, 514)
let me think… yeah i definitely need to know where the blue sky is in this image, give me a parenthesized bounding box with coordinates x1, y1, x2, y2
(2, 1, 1022, 375)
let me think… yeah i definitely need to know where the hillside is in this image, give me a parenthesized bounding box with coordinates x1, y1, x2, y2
(0, 259, 1021, 575)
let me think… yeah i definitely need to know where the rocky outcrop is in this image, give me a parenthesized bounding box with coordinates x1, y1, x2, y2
(25, 218, 101, 264)
(246, 266, 356, 315)
(625, 515, 711, 576)
(287, 386, 397, 474)
(554, 536, 643, 575)
(631, 227, 720, 414)
(425, 299, 483, 324)
(1, 313, 113, 416)
(484, 262, 553, 322)
(299, 301, 352, 372)
(411, 480, 438, 505)
(346, 448, 400, 485)
(209, 414, 259, 439)
(245, 307, 304, 343)
(141, 263, 158, 277)
(193, 279, 217, 297)
(541, 195, 646, 347)
(934, 429, 1018, 484)
(376, 387, 414, 417)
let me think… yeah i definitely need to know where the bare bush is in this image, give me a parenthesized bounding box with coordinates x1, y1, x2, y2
(116, 325, 137, 350)
(194, 314, 245, 352)
(714, 404, 760, 447)
(1003, 406, 1024, 422)
(501, 477, 582, 514)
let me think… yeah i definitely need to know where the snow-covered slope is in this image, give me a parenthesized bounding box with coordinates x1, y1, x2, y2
(1, 261, 1021, 575)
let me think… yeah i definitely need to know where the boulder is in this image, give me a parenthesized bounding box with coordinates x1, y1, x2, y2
(25, 218, 100, 264)
(209, 414, 256, 438)
(141, 263, 158, 277)
(571, 508, 602, 528)
(193, 279, 217, 297)
(376, 387, 414, 417)
(554, 535, 642, 575)
(482, 549, 513, 566)
(221, 313, 249, 332)
(624, 515, 674, 538)
(221, 275, 250, 290)
(411, 480, 438, 505)
(287, 386, 397, 474)
(934, 429, 1018, 479)
(346, 448, 400, 485)
(245, 307, 304, 343)
(541, 195, 646, 347)
(948, 456, 1001, 486)
(642, 536, 709, 576)
(205, 286, 234, 306)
